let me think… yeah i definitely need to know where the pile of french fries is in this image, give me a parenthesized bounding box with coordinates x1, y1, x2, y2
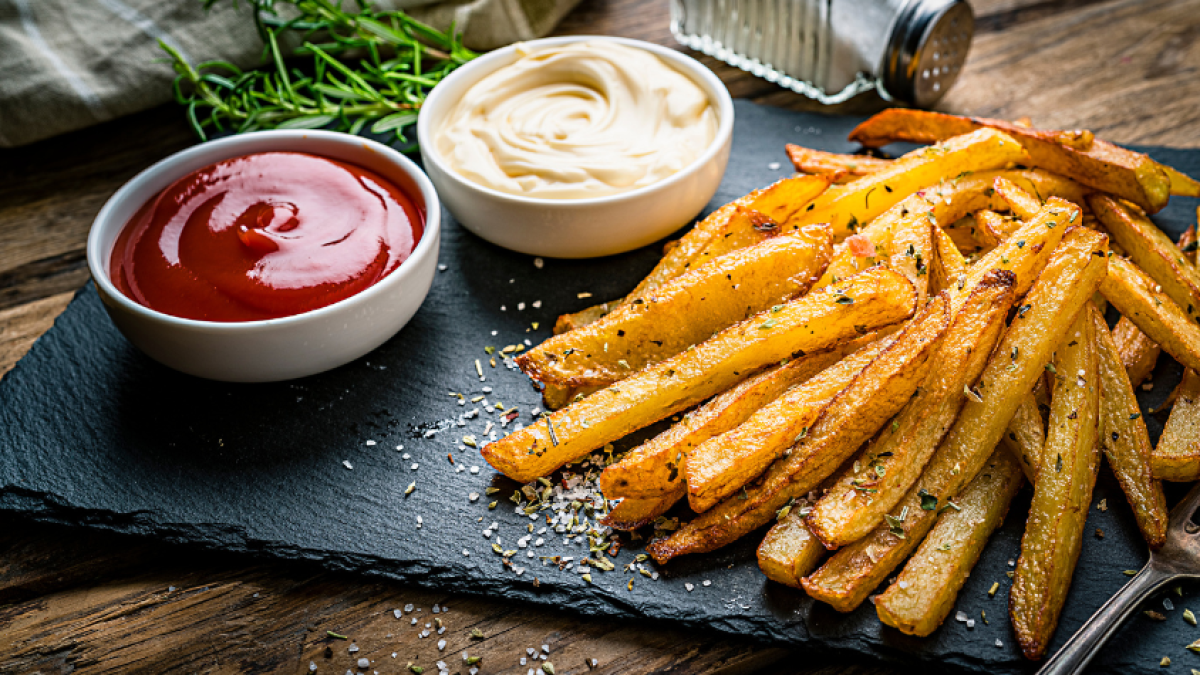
(481, 109, 1200, 660)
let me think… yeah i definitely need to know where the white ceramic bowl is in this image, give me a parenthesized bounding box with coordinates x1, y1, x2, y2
(417, 36, 734, 259)
(87, 130, 441, 383)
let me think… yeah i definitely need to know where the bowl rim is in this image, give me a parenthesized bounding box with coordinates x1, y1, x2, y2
(86, 129, 441, 333)
(415, 35, 736, 208)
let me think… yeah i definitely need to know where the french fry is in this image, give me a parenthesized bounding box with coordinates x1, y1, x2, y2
(795, 128, 1030, 240)
(758, 495, 828, 588)
(1001, 394, 1046, 481)
(1112, 317, 1161, 388)
(1091, 304, 1168, 548)
(1090, 194, 1200, 324)
(785, 145, 891, 182)
(1100, 255, 1200, 373)
(680, 338, 890, 512)
(1164, 164, 1200, 197)
(519, 227, 834, 389)
(993, 176, 1047, 221)
(686, 296, 948, 513)
(886, 214, 935, 305)
(801, 227, 1110, 612)
(554, 175, 834, 334)
(874, 449, 1025, 636)
(598, 348, 848, 500)
(930, 225, 967, 295)
(806, 270, 1016, 547)
(1154, 368, 1200, 481)
(973, 209, 1012, 246)
(848, 109, 1170, 213)
(602, 490, 684, 531)
(1011, 311, 1102, 661)
(648, 294, 950, 562)
(953, 198, 1079, 310)
(483, 267, 917, 482)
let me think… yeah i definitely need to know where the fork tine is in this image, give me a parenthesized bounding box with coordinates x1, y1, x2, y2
(1168, 481, 1200, 536)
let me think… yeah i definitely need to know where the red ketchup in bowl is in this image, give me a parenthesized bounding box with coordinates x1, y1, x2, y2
(109, 151, 424, 322)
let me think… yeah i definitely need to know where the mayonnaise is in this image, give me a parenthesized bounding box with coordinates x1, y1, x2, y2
(435, 41, 719, 200)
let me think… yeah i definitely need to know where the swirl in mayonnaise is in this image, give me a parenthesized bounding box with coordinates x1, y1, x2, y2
(435, 41, 719, 200)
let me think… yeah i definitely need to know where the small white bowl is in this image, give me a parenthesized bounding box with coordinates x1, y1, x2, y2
(417, 36, 734, 259)
(86, 130, 441, 383)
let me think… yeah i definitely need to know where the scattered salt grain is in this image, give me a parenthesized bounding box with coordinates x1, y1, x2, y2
(995, 639, 1003, 648)
(411, 463, 419, 470)
(768, 161, 781, 170)
(542, 644, 549, 653)
(534, 258, 544, 269)
(955, 611, 968, 622)
(349, 644, 360, 653)
(685, 583, 694, 591)
(310, 661, 318, 672)
(1165, 598, 1175, 611)
(966, 619, 975, 629)
(343, 460, 354, 470)
(357, 657, 370, 668)
(405, 604, 414, 612)
(394, 609, 402, 619)
(702, 580, 711, 587)
(521, 657, 527, 665)
(439, 264, 448, 271)
(438, 639, 447, 651)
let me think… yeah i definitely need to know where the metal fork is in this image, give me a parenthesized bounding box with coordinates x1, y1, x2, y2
(1038, 481, 1200, 675)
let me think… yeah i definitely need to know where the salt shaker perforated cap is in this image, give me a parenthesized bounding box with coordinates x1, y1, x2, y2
(879, 0, 975, 107)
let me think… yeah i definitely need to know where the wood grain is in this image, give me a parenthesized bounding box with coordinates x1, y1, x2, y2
(1, 0, 1198, 672)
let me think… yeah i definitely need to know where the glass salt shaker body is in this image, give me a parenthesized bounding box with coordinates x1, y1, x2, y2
(670, 0, 975, 107)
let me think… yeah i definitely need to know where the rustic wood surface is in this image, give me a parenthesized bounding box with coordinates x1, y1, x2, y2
(1, 0, 1198, 672)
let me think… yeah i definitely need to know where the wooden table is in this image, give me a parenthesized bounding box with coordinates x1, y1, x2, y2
(2, 0, 1198, 672)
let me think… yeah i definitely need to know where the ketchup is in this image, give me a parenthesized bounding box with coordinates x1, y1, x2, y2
(109, 151, 424, 322)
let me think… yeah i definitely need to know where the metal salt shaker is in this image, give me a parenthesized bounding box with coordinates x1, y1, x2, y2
(670, 0, 975, 107)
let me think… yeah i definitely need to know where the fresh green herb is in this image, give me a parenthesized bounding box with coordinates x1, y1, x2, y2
(918, 488, 938, 511)
(326, 630, 348, 640)
(161, 0, 476, 146)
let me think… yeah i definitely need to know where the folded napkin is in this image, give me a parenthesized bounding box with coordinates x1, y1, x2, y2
(0, 0, 579, 147)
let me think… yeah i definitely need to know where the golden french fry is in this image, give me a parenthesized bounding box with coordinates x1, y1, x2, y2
(785, 145, 890, 182)
(758, 495, 828, 588)
(848, 109, 1169, 213)
(886, 213, 934, 305)
(1001, 393, 1046, 481)
(519, 227, 833, 389)
(930, 225, 969, 296)
(796, 128, 1030, 240)
(554, 175, 834, 334)
(1091, 304, 1168, 548)
(1011, 311, 1102, 661)
(1112, 317, 1161, 388)
(598, 348, 847, 500)
(1090, 194, 1200, 324)
(806, 270, 1015, 547)
(801, 227, 1110, 612)
(648, 295, 950, 563)
(602, 489, 684, 531)
(953, 198, 1080, 310)
(483, 267, 917, 482)
(1100, 255, 1200, 373)
(1164, 164, 1200, 197)
(973, 209, 1012, 246)
(993, 176, 1045, 221)
(1154, 368, 1200, 481)
(683, 337, 892, 513)
(874, 449, 1025, 636)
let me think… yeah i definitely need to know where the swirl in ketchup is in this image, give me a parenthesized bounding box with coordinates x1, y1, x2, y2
(109, 151, 424, 322)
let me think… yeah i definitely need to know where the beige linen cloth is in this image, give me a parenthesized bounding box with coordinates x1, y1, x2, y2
(0, 0, 579, 147)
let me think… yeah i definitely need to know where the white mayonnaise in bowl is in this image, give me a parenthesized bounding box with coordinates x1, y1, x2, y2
(417, 36, 734, 259)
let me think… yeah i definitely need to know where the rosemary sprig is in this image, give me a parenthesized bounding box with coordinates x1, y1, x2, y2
(161, 0, 476, 148)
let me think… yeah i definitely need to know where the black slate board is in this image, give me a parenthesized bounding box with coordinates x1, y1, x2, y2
(3, 101, 1199, 675)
